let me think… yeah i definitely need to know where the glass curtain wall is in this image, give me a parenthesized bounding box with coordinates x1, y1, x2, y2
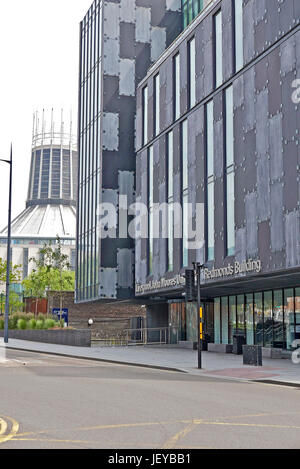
(214, 10, 223, 88)
(188, 37, 196, 109)
(182, 0, 204, 29)
(173, 54, 180, 121)
(77, 0, 102, 302)
(234, 0, 244, 72)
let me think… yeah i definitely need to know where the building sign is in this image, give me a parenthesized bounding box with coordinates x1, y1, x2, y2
(136, 275, 185, 294)
(203, 259, 262, 281)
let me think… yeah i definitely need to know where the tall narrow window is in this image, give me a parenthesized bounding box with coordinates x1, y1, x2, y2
(154, 74, 160, 137)
(188, 37, 196, 109)
(148, 146, 154, 275)
(167, 132, 174, 271)
(225, 86, 235, 256)
(206, 100, 214, 261)
(214, 10, 223, 88)
(234, 0, 244, 72)
(142, 86, 148, 146)
(173, 53, 180, 121)
(182, 120, 189, 267)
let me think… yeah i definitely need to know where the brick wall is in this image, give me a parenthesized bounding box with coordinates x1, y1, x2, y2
(47, 291, 146, 340)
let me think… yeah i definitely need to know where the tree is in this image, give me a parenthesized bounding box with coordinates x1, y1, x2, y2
(0, 258, 21, 286)
(23, 236, 74, 319)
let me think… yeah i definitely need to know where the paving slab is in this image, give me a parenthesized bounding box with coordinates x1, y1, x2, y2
(0, 338, 299, 386)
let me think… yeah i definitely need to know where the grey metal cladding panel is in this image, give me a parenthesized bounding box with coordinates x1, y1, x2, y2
(258, 221, 271, 270)
(285, 210, 300, 268)
(254, 58, 268, 94)
(270, 182, 284, 252)
(214, 120, 224, 179)
(103, 76, 120, 113)
(103, 113, 119, 151)
(204, 40, 213, 97)
(243, 0, 255, 65)
(243, 68, 256, 131)
(234, 107, 245, 166)
(245, 192, 258, 257)
(254, 16, 267, 58)
(244, 148, 257, 194)
(213, 92, 223, 122)
(282, 71, 298, 142)
(153, 139, 160, 166)
(294, 0, 300, 21)
(159, 136, 166, 183)
(267, 49, 281, 117)
(151, 27, 167, 63)
(120, 0, 136, 23)
(257, 155, 270, 222)
(269, 113, 283, 181)
(103, 38, 120, 75)
(141, 149, 148, 205)
(195, 24, 205, 102)
(136, 105, 143, 152)
(253, 0, 266, 24)
(280, 36, 296, 75)
(160, 83, 167, 132)
(173, 124, 181, 174)
(196, 132, 205, 205)
(166, 0, 181, 11)
(235, 166, 246, 228)
(119, 59, 135, 97)
(179, 41, 188, 115)
(235, 227, 246, 264)
(283, 141, 298, 212)
(118, 171, 135, 205)
(264, 0, 280, 47)
(214, 179, 225, 264)
(103, 2, 120, 39)
(222, 0, 233, 82)
(158, 183, 167, 278)
(136, 154, 142, 196)
(255, 89, 269, 156)
(99, 268, 118, 299)
(233, 75, 244, 109)
(279, 0, 295, 35)
(117, 249, 134, 288)
(136, 7, 151, 43)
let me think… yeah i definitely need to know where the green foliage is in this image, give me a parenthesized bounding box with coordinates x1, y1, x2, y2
(0, 319, 4, 330)
(0, 258, 22, 286)
(44, 319, 55, 329)
(28, 319, 37, 330)
(36, 320, 44, 330)
(17, 319, 27, 330)
(37, 313, 45, 321)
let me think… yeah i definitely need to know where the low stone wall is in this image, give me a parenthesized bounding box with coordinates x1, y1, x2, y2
(0, 329, 91, 347)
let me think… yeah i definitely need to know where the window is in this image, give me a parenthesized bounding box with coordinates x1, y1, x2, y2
(206, 100, 214, 261)
(167, 132, 174, 271)
(142, 86, 148, 146)
(214, 10, 223, 88)
(154, 74, 160, 137)
(182, 0, 204, 29)
(188, 37, 196, 109)
(173, 54, 180, 121)
(182, 120, 188, 267)
(148, 146, 154, 275)
(234, 0, 244, 72)
(225, 86, 235, 256)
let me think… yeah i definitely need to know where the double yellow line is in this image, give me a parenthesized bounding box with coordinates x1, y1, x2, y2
(0, 416, 19, 444)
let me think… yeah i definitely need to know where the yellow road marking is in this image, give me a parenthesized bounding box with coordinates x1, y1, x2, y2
(0, 416, 20, 444)
(162, 422, 200, 449)
(0, 418, 8, 436)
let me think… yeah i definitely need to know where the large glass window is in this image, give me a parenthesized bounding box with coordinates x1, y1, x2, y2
(167, 132, 174, 272)
(284, 289, 295, 351)
(245, 294, 254, 345)
(295, 288, 300, 342)
(273, 289, 284, 347)
(214, 298, 221, 344)
(214, 10, 223, 88)
(154, 74, 160, 137)
(221, 297, 229, 344)
(237, 294, 245, 336)
(143, 86, 148, 146)
(254, 292, 263, 346)
(182, 120, 189, 267)
(234, 0, 244, 72)
(188, 37, 196, 109)
(148, 146, 154, 275)
(173, 53, 180, 121)
(264, 291, 273, 347)
(225, 86, 235, 256)
(229, 296, 236, 344)
(182, 0, 204, 29)
(206, 100, 214, 261)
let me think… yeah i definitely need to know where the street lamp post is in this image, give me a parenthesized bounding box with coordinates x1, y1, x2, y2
(193, 262, 205, 369)
(0, 144, 13, 344)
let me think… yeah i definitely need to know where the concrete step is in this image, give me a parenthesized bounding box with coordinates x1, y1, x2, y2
(178, 341, 197, 350)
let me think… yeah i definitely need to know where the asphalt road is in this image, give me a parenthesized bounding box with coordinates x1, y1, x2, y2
(0, 349, 300, 449)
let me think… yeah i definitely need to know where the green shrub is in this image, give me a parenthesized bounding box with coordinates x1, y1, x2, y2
(36, 320, 44, 330)
(27, 319, 37, 330)
(0, 319, 4, 330)
(17, 319, 27, 330)
(37, 313, 45, 322)
(44, 319, 55, 329)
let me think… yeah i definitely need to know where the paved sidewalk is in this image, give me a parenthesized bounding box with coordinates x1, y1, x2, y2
(0, 338, 299, 385)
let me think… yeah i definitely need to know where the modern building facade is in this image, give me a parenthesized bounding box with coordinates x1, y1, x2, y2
(0, 110, 77, 289)
(76, 0, 182, 303)
(135, 0, 300, 351)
